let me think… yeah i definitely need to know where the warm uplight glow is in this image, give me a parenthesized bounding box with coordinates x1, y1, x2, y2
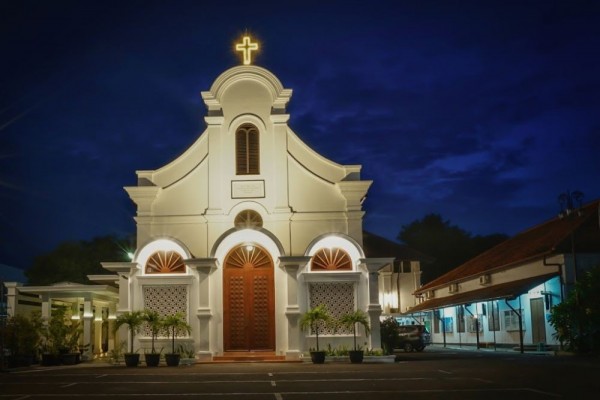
(236, 36, 258, 65)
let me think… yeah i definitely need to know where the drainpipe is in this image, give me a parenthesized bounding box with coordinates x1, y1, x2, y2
(505, 297, 524, 354)
(464, 304, 480, 350)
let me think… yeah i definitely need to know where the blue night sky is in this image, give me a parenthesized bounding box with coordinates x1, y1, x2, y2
(1, 0, 599, 270)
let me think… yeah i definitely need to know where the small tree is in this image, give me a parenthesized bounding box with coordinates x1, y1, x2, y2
(142, 309, 163, 354)
(339, 309, 371, 351)
(3, 311, 43, 364)
(162, 312, 191, 355)
(114, 311, 144, 354)
(300, 304, 331, 352)
(549, 264, 600, 353)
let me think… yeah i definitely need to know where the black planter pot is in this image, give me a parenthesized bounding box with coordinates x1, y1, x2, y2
(348, 350, 364, 363)
(165, 353, 180, 367)
(60, 353, 79, 365)
(41, 353, 61, 366)
(310, 351, 326, 364)
(124, 353, 140, 367)
(145, 353, 161, 367)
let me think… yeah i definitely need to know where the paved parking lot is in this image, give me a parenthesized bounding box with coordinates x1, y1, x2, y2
(1, 346, 598, 399)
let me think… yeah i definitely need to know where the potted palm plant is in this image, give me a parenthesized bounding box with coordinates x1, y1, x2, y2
(114, 310, 144, 367)
(162, 312, 191, 367)
(300, 304, 331, 364)
(142, 309, 163, 367)
(339, 309, 371, 363)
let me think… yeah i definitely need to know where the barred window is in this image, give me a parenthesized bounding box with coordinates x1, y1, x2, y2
(236, 124, 259, 175)
(456, 306, 465, 333)
(487, 301, 500, 331)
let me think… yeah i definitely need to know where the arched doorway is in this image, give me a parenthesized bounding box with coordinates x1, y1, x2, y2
(223, 244, 275, 351)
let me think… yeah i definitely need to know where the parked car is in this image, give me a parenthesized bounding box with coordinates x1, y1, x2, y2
(396, 324, 431, 352)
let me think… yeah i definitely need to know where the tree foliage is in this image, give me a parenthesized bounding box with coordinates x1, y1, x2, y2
(25, 235, 133, 285)
(398, 214, 508, 283)
(549, 264, 600, 354)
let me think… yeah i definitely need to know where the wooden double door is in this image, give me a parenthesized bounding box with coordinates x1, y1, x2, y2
(223, 244, 275, 351)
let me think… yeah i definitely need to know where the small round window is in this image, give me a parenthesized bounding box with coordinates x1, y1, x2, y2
(234, 210, 263, 229)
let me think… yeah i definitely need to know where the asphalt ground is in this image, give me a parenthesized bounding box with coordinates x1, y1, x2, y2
(1, 346, 598, 399)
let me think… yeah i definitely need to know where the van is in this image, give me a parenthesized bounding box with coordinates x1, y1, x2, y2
(396, 324, 431, 352)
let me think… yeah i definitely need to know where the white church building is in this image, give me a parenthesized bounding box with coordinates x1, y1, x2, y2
(4, 37, 426, 362)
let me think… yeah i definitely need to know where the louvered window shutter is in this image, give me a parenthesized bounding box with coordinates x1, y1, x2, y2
(236, 124, 259, 175)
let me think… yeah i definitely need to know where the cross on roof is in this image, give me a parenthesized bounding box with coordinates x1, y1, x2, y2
(236, 36, 258, 65)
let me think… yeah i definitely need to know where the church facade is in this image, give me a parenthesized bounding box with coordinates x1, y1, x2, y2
(3, 39, 428, 361)
(102, 58, 397, 360)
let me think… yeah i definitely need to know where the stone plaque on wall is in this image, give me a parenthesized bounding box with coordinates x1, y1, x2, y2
(231, 180, 265, 199)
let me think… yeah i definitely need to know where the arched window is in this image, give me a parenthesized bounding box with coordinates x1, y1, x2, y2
(236, 124, 259, 175)
(234, 209, 263, 229)
(145, 250, 185, 274)
(311, 248, 352, 271)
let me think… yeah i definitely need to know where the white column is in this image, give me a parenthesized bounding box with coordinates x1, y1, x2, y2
(280, 256, 311, 361)
(108, 302, 117, 352)
(360, 258, 394, 351)
(40, 294, 52, 321)
(186, 258, 217, 361)
(82, 297, 93, 360)
(93, 302, 103, 358)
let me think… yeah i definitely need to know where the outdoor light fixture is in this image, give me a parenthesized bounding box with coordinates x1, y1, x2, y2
(246, 244, 254, 252)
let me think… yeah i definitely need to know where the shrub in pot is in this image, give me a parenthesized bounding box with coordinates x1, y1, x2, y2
(339, 309, 371, 363)
(162, 312, 191, 367)
(142, 309, 164, 367)
(115, 311, 144, 367)
(300, 304, 332, 364)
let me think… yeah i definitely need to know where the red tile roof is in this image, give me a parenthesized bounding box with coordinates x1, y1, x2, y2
(415, 200, 600, 294)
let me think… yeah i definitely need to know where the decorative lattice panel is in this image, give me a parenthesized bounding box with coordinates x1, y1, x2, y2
(142, 285, 188, 337)
(309, 282, 354, 335)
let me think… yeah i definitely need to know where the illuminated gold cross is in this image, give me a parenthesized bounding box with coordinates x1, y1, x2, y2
(236, 36, 258, 65)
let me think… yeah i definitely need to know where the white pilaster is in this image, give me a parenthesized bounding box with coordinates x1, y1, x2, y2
(279, 256, 311, 360)
(186, 258, 217, 361)
(360, 258, 394, 351)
